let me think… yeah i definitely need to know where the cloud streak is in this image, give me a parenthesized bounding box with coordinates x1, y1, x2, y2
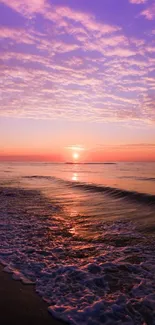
(0, 0, 155, 123)
(129, 0, 147, 4)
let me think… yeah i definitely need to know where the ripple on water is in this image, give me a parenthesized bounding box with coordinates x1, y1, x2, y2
(0, 186, 155, 325)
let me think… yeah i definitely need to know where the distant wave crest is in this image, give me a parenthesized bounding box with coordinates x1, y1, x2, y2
(23, 175, 155, 205)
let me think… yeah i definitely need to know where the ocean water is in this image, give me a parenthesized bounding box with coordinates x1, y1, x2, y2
(0, 162, 155, 325)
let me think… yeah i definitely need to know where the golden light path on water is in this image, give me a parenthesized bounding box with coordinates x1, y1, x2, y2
(0, 161, 155, 195)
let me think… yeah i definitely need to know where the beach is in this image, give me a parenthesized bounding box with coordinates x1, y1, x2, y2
(0, 265, 65, 325)
(0, 162, 155, 324)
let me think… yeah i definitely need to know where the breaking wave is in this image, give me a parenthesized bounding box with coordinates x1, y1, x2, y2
(0, 179, 155, 325)
(23, 175, 155, 206)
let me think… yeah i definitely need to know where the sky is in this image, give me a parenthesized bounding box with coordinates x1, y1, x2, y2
(0, 0, 155, 162)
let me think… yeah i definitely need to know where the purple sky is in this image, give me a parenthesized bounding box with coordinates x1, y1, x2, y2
(0, 0, 155, 161)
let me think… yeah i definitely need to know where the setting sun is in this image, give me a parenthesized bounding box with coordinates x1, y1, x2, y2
(73, 152, 79, 160)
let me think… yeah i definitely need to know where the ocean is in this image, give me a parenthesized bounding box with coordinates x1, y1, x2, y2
(0, 162, 155, 325)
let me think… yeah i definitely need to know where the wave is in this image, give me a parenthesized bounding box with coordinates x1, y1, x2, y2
(119, 176, 155, 182)
(71, 184, 155, 206)
(1, 185, 155, 325)
(23, 175, 155, 206)
(65, 162, 117, 165)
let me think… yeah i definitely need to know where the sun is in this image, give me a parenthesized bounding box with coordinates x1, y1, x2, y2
(73, 152, 79, 160)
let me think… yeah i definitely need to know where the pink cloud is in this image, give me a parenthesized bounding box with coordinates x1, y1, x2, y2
(0, 0, 155, 124)
(130, 38, 145, 47)
(0, 26, 34, 44)
(129, 0, 147, 4)
(146, 46, 155, 53)
(104, 47, 136, 57)
(140, 3, 155, 20)
(1, 0, 120, 37)
(52, 5, 120, 35)
(0, 0, 46, 16)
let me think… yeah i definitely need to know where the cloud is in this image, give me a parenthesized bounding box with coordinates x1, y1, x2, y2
(65, 145, 85, 151)
(0, 0, 120, 36)
(0, 0, 46, 16)
(140, 3, 155, 20)
(0, 26, 35, 44)
(92, 143, 155, 151)
(0, 0, 155, 124)
(146, 46, 155, 53)
(129, 0, 147, 4)
(104, 47, 137, 57)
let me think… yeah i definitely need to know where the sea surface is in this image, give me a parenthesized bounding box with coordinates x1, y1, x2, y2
(0, 162, 155, 325)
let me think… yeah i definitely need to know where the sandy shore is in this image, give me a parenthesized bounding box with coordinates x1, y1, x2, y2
(0, 265, 66, 325)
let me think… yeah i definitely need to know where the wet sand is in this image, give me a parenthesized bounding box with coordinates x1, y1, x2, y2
(0, 265, 66, 325)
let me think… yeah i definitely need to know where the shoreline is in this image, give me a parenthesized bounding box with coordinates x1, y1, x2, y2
(0, 265, 66, 325)
(0, 183, 155, 324)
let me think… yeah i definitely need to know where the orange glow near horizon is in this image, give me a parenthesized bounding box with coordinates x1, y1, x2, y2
(0, 143, 155, 162)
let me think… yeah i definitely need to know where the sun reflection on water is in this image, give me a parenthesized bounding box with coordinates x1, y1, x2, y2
(72, 173, 78, 181)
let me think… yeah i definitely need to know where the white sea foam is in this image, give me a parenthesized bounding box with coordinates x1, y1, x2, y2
(0, 186, 155, 324)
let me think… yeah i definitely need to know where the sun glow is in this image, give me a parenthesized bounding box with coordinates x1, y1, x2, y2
(73, 152, 79, 160)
